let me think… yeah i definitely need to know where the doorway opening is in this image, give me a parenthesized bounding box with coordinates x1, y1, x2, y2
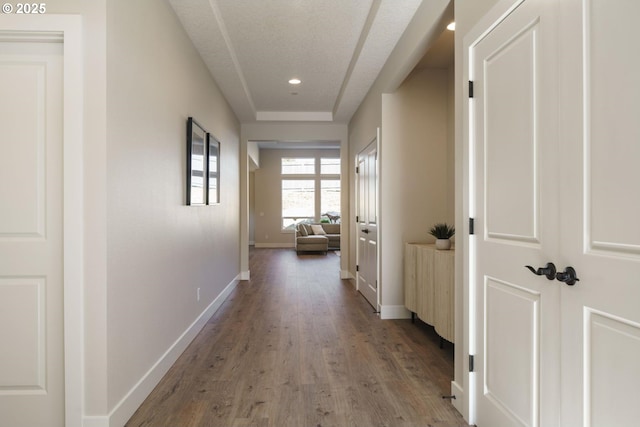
(248, 141, 343, 266)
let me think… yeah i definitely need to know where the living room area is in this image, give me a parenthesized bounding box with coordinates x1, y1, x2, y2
(249, 145, 343, 259)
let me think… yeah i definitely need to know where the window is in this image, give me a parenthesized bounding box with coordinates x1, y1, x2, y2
(282, 180, 314, 229)
(321, 158, 340, 175)
(282, 158, 314, 175)
(281, 156, 341, 230)
(321, 180, 340, 215)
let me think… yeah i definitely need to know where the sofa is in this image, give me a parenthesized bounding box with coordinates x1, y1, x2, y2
(295, 223, 341, 254)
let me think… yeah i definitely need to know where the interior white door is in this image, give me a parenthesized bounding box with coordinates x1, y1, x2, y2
(472, 0, 561, 425)
(0, 40, 65, 426)
(559, 0, 640, 425)
(356, 139, 378, 309)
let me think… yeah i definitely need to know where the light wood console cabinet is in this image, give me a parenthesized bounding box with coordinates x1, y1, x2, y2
(404, 243, 454, 343)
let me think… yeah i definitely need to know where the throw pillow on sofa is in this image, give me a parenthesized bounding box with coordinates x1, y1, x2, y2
(297, 224, 308, 236)
(310, 224, 326, 235)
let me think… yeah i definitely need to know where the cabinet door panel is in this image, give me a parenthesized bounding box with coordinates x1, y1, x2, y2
(416, 245, 435, 325)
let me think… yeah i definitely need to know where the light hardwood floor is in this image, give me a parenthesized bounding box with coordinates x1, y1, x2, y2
(126, 248, 469, 427)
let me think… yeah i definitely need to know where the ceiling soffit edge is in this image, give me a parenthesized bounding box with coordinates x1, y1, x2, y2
(206, 0, 256, 117)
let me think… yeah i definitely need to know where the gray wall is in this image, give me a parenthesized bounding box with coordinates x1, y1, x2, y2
(42, 0, 243, 420)
(104, 0, 240, 415)
(378, 67, 454, 312)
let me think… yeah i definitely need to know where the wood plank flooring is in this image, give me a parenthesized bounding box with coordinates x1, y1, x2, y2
(126, 248, 469, 427)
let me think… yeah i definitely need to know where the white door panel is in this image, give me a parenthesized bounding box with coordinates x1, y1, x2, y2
(484, 278, 540, 427)
(586, 311, 640, 427)
(0, 279, 46, 388)
(484, 21, 539, 242)
(0, 63, 46, 236)
(473, 0, 560, 425)
(0, 41, 64, 426)
(560, 0, 640, 425)
(583, 0, 640, 254)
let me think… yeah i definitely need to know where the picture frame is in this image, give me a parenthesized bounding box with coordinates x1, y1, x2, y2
(207, 133, 220, 205)
(186, 117, 207, 205)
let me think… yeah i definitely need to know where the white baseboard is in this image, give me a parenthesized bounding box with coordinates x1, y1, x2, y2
(82, 416, 108, 427)
(240, 270, 250, 280)
(103, 275, 240, 427)
(451, 380, 464, 415)
(379, 305, 411, 320)
(340, 270, 354, 280)
(254, 243, 295, 248)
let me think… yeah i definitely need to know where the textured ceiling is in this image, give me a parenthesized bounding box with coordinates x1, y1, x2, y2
(168, 0, 423, 123)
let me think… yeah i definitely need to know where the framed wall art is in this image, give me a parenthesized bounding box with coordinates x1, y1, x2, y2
(186, 117, 207, 205)
(207, 133, 220, 205)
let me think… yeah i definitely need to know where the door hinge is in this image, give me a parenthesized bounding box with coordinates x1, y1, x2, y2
(356, 166, 359, 174)
(469, 218, 475, 235)
(469, 355, 475, 372)
(468, 80, 474, 98)
(356, 265, 360, 272)
(356, 215, 359, 222)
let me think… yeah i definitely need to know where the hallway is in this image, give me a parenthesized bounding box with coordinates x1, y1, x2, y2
(126, 249, 467, 427)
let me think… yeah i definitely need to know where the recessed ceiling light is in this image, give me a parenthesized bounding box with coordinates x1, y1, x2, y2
(446, 22, 455, 31)
(289, 78, 301, 85)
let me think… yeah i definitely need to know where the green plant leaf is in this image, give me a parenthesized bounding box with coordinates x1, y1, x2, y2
(429, 223, 455, 239)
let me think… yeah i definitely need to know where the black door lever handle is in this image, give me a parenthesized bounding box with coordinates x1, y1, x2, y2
(525, 263, 557, 280)
(556, 266, 580, 286)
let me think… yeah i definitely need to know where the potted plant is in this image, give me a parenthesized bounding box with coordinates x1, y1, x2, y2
(429, 223, 455, 250)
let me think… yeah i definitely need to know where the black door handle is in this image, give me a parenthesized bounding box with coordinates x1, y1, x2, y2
(556, 266, 580, 286)
(362, 228, 370, 234)
(525, 263, 556, 280)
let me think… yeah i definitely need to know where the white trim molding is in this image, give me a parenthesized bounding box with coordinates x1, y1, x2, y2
(450, 380, 464, 415)
(340, 270, 354, 280)
(82, 416, 108, 427)
(379, 305, 411, 320)
(254, 243, 295, 249)
(256, 111, 333, 122)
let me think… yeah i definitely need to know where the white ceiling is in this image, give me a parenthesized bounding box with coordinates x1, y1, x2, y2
(168, 0, 424, 124)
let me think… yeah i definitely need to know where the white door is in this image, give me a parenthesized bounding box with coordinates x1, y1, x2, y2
(559, 0, 640, 425)
(0, 40, 65, 426)
(356, 139, 378, 309)
(472, 0, 640, 426)
(472, 0, 561, 425)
